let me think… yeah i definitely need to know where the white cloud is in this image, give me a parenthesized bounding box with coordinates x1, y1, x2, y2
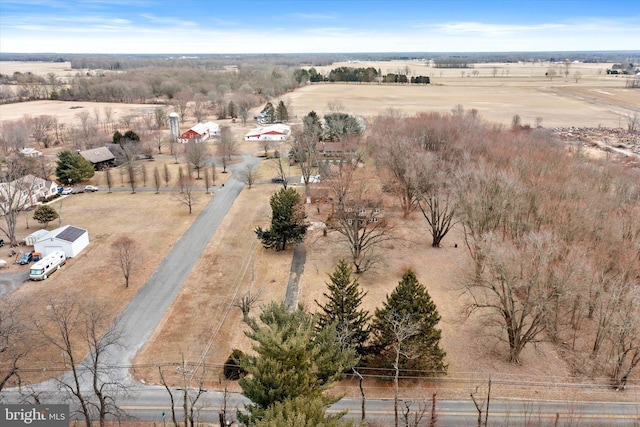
(2, 13, 639, 53)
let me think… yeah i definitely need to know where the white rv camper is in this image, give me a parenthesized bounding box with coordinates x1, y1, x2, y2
(29, 250, 66, 280)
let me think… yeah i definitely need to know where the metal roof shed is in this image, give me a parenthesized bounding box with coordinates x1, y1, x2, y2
(25, 229, 49, 246)
(34, 225, 89, 258)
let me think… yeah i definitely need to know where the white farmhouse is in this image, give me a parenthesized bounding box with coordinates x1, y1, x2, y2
(34, 225, 89, 258)
(0, 175, 59, 212)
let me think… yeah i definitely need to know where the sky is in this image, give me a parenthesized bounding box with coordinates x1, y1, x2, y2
(0, 0, 638, 54)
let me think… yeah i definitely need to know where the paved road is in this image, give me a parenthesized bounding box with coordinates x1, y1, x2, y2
(0, 269, 29, 297)
(101, 154, 261, 383)
(90, 388, 640, 426)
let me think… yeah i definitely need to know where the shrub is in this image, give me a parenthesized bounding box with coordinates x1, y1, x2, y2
(223, 349, 246, 380)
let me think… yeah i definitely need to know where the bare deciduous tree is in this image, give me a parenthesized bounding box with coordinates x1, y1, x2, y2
(127, 162, 137, 194)
(151, 129, 167, 154)
(210, 164, 217, 187)
(29, 115, 57, 148)
(193, 93, 209, 123)
(140, 164, 147, 187)
(0, 156, 38, 244)
(259, 139, 272, 157)
(371, 136, 429, 217)
(104, 168, 113, 193)
(0, 297, 33, 394)
(154, 107, 167, 130)
(203, 166, 211, 194)
(626, 113, 639, 133)
(185, 141, 210, 179)
(233, 288, 263, 321)
(163, 163, 171, 187)
(0, 118, 30, 154)
(291, 126, 320, 195)
(111, 236, 138, 288)
(270, 157, 289, 189)
(173, 89, 192, 121)
(385, 311, 423, 427)
(34, 295, 130, 427)
(238, 163, 260, 188)
(325, 171, 394, 274)
(170, 139, 181, 164)
(174, 175, 198, 214)
(463, 232, 565, 363)
(158, 355, 208, 427)
(419, 191, 457, 247)
(153, 166, 161, 193)
(217, 126, 236, 173)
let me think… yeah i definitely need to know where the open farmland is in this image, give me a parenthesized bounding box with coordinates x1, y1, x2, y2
(289, 61, 638, 129)
(0, 100, 163, 125)
(0, 61, 73, 77)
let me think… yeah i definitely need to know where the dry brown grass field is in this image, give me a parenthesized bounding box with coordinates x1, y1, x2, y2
(289, 61, 636, 129)
(1, 60, 639, 403)
(0, 61, 73, 76)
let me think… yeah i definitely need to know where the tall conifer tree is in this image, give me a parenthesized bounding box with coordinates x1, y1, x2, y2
(239, 302, 357, 424)
(369, 270, 447, 374)
(316, 259, 371, 356)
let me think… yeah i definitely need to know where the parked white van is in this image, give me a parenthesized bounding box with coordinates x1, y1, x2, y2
(29, 250, 66, 280)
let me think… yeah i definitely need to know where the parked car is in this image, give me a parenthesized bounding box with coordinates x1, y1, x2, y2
(19, 252, 33, 265)
(72, 188, 84, 194)
(84, 185, 98, 192)
(271, 177, 285, 184)
(61, 187, 73, 195)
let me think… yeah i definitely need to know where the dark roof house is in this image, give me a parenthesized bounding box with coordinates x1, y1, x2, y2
(79, 147, 115, 170)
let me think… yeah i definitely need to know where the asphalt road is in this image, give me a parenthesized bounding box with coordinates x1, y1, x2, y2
(101, 153, 261, 384)
(0, 269, 29, 297)
(104, 388, 640, 426)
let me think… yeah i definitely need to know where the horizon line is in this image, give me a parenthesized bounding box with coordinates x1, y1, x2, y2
(2, 50, 639, 56)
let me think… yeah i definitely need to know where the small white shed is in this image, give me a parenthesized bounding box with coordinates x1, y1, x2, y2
(34, 225, 89, 258)
(25, 229, 49, 246)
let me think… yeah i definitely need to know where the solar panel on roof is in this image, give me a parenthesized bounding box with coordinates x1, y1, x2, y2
(56, 226, 85, 242)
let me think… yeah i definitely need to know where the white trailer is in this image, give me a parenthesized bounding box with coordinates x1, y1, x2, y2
(29, 250, 66, 281)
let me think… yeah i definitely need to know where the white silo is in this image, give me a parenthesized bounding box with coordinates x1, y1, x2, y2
(169, 112, 180, 142)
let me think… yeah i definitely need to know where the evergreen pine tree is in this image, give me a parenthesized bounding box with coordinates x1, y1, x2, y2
(316, 259, 371, 356)
(255, 188, 307, 251)
(33, 204, 59, 227)
(302, 111, 323, 139)
(239, 302, 357, 424)
(276, 100, 289, 123)
(261, 102, 277, 124)
(55, 150, 95, 184)
(369, 270, 447, 374)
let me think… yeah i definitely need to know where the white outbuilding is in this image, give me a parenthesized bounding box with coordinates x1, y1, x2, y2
(25, 229, 50, 246)
(34, 225, 89, 258)
(244, 124, 291, 141)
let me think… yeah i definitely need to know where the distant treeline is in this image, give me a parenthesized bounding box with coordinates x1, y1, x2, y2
(1, 51, 638, 69)
(295, 66, 430, 84)
(433, 57, 473, 68)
